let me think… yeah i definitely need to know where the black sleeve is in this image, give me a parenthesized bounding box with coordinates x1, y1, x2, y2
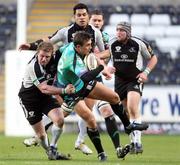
(29, 39, 44, 50)
(54, 49, 62, 66)
(80, 65, 104, 82)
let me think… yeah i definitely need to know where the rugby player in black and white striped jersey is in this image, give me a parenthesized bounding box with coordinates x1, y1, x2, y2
(18, 42, 75, 160)
(98, 22, 158, 154)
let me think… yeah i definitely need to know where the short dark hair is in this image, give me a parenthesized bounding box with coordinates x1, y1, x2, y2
(73, 3, 89, 15)
(90, 9, 104, 19)
(74, 31, 91, 47)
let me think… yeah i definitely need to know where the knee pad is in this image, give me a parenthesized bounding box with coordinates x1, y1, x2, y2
(97, 101, 109, 110)
(97, 101, 114, 118)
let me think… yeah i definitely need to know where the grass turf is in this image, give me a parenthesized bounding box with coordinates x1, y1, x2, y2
(0, 133, 180, 165)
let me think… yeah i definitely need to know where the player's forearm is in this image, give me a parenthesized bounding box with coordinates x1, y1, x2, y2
(81, 65, 104, 82)
(29, 37, 51, 50)
(96, 49, 110, 60)
(29, 39, 44, 50)
(146, 55, 158, 72)
(39, 84, 64, 95)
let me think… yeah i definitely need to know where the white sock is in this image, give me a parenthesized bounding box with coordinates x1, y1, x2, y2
(131, 118, 142, 144)
(75, 118, 87, 146)
(40, 134, 49, 150)
(42, 115, 52, 126)
(129, 118, 136, 144)
(42, 115, 53, 132)
(50, 124, 63, 148)
(129, 131, 136, 144)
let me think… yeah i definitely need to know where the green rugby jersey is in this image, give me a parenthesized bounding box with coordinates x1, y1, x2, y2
(56, 43, 88, 92)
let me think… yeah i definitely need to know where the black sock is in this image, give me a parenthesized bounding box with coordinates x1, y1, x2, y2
(105, 115, 120, 149)
(87, 127, 104, 154)
(110, 103, 130, 127)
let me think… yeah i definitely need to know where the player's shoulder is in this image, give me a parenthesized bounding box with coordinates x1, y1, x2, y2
(131, 36, 150, 47)
(27, 55, 37, 66)
(131, 36, 153, 55)
(56, 24, 74, 33)
(89, 24, 101, 34)
(26, 56, 40, 72)
(61, 43, 75, 58)
(109, 36, 119, 45)
(89, 24, 96, 30)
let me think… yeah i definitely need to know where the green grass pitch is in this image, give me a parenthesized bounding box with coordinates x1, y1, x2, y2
(0, 133, 180, 165)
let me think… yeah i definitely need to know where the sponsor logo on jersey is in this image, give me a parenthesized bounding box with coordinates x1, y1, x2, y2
(129, 47, 136, 53)
(115, 46, 121, 52)
(114, 58, 134, 62)
(114, 53, 134, 63)
(121, 54, 128, 59)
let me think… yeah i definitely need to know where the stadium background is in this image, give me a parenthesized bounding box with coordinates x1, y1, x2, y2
(0, 0, 180, 136)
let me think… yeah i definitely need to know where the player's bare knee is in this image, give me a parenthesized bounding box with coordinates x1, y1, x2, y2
(80, 112, 90, 121)
(110, 93, 120, 104)
(53, 117, 64, 128)
(56, 118, 64, 128)
(100, 107, 114, 118)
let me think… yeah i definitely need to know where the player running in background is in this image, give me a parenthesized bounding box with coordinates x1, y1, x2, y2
(89, 9, 109, 50)
(98, 22, 158, 154)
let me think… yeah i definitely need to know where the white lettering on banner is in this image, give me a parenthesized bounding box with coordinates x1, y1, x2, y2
(5, 51, 180, 136)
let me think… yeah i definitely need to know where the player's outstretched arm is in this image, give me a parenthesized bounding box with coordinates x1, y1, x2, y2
(37, 81, 75, 95)
(96, 49, 110, 60)
(18, 43, 31, 51)
(18, 37, 50, 51)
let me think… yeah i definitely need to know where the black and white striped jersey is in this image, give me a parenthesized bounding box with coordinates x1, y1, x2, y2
(50, 23, 105, 51)
(18, 55, 58, 100)
(110, 37, 154, 81)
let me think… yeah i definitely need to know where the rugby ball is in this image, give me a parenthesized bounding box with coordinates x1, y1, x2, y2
(84, 53, 98, 70)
